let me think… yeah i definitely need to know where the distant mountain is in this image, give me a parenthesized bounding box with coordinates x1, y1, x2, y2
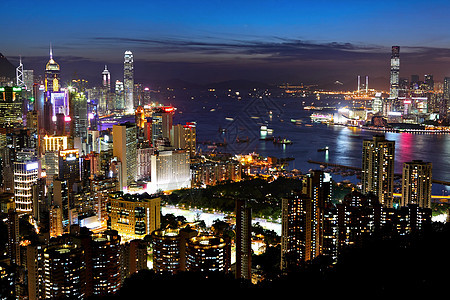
(0, 53, 16, 81)
(204, 79, 274, 91)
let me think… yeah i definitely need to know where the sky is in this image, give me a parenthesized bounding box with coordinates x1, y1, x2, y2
(3, 0, 450, 89)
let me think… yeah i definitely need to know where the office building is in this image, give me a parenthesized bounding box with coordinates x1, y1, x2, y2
(401, 160, 432, 209)
(389, 46, 400, 100)
(123, 51, 134, 113)
(42, 135, 68, 153)
(44, 46, 60, 97)
(115, 80, 124, 111)
(0, 86, 23, 128)
(362, 135, 395, 208)
(148, 149, 190, 193)
(108, 191, 161, 240)
(14, 159, 39, 214)
(113, 123, 137, 190)
(151, 106, 174, 147)
(58, 149, 80, 189)
(102, 65, 111, 91)
(70, 92, 88, 141)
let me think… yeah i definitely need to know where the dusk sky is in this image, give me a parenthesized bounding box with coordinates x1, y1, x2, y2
(3, 0, 450, 88)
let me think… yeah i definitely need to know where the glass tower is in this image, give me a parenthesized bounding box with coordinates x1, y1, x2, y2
(123, 51, 134, 113)
(389, 46, 400, 100)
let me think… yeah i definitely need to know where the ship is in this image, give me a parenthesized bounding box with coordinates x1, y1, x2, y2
(274, 137, 293, 145)
(318, 146, 329, 152)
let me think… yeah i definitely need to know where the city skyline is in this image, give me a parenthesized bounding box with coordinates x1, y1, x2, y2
(3, 0, 450, 88)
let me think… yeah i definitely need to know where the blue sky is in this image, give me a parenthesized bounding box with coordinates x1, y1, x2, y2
(3, 0, 450, 87)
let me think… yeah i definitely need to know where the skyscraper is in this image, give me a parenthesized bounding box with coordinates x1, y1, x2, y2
(45, 45, 60, 100)
(362, 135, 395, 208)
(112, 123, 137, 190)
(389, 46, 400, 100)
(151, 106, 174, 147)
(123, 51, 134, 113)
(401, 160, 432, 209)
(115, 80, 124, 111)
(102, 65, 111, 91)
(235, 199, 252, 280)
(186, 235, 230, 273)
(14, 159, 39, 214)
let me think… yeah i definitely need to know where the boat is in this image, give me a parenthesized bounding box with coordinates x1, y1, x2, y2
(274, 138, 293, 145)
(318, 146, 329, 152)
(225, 117, 234, 121)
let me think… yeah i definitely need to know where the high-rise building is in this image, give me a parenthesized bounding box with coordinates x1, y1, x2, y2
(49, 205, 63, 238)
(90, 176, 119, 225)
(151, 228, 182, 274)
(7, 209, 20, 265)
(42, 244, 86, 299)
(52, 179, 70, 231)
(115, 80, 124, 111)
(424, 74, 434, 91)
(148, 149, 191, 193)
(170, 122, 196, 158)
(362, 135, 395, 208)
(70, 92, 88, 142)
(58, 149, 80, 190)
(91, 231, 121, 296)
(108, 191, 161, 240)
(44, 46, 60, 99)
(120, 239, 148, 282)
(389, 46, 400, 100)
(281, 192, 316, 271)
(113, 123, 137, 190)
(151, 227, 199, 274)
(136, 147, 154, 181)
(186, 235, 230, 273)
(235, 199, 252, 280)
(151, 106, 174, 147)
(444, 77, 450, 100)
(401, 160, 432, 209)
(14, 159, 39, 214)
(123, 51, 134, 113)
(102, 65, 111, 91)
(0, 86, 24, 128)
(337, 191, 382, 249)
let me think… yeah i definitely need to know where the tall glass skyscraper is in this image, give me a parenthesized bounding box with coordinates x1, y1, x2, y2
(123, 51, 134, 113)
(389, 46, 400, 100)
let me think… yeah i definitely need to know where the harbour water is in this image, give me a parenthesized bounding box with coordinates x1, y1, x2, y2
(170, 94, 450, 195)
